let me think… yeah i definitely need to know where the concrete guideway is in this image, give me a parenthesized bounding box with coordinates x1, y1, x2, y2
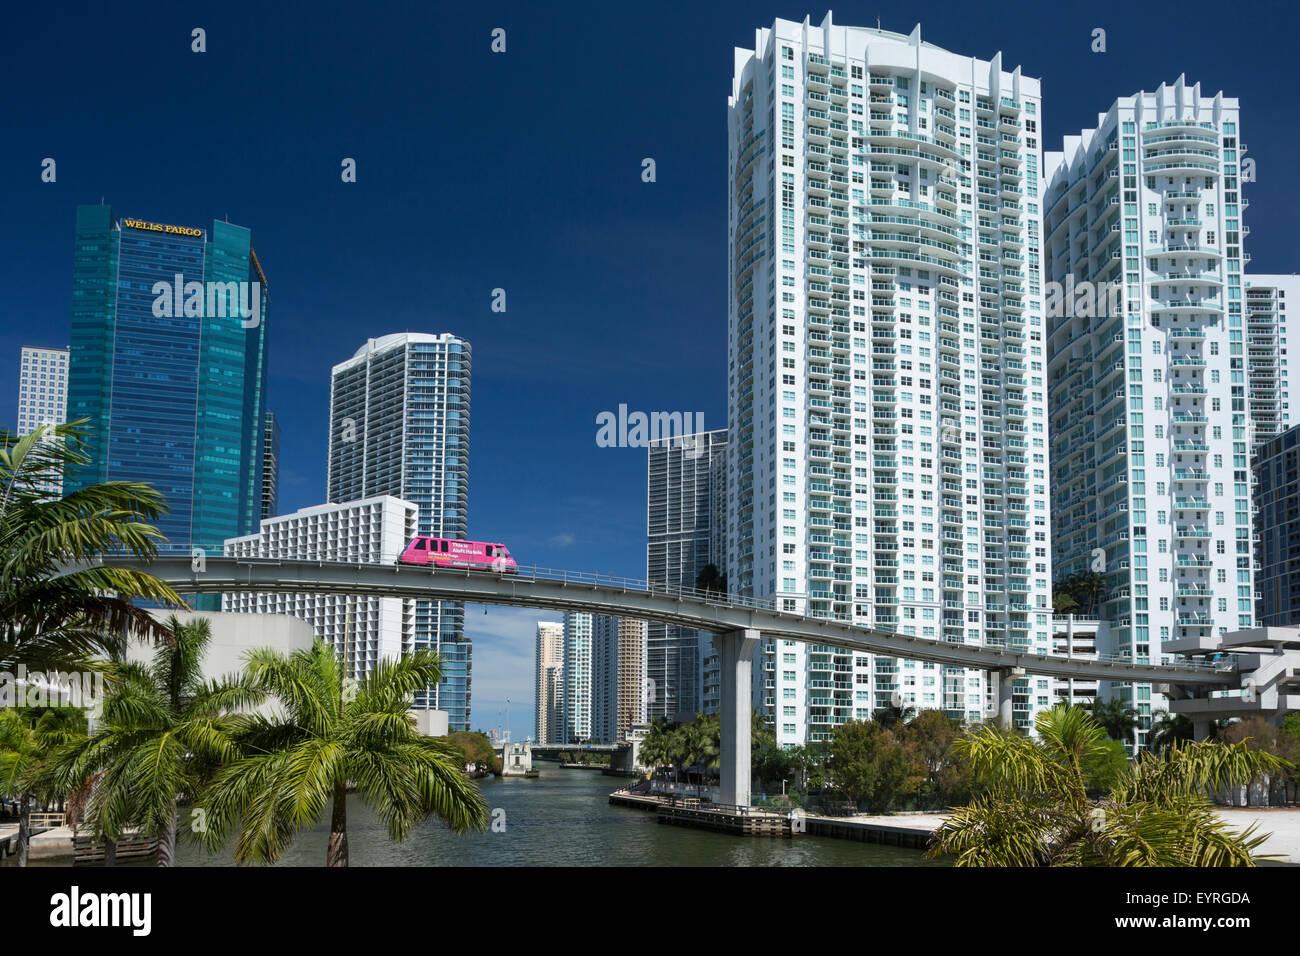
(94, 555, 1231, 686)
(89, 555, 1242, 806)
(1164, 628, 1300, 739)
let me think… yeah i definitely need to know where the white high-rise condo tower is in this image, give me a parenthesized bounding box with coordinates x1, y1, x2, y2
(561, 611, 594, 744)
(1045, 78, 1255, 751)
(328, 333, 472, 729)
(728, 13, 1053, 743)
(535, 621, 564, 744)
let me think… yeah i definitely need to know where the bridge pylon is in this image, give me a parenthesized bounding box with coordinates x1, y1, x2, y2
(718, 629, 760, 807)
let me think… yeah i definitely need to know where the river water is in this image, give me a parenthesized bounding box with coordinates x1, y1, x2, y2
(170, 766, 942, 867)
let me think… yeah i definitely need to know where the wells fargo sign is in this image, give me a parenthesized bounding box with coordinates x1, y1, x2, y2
(122, 218, 204, 238)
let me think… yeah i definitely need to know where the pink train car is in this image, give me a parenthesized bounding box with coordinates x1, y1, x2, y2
(398, 537, 518, 574)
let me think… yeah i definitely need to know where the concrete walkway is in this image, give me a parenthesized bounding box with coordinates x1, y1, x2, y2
(827, 809, 1300, 863)
(1217, 809, 1300, 863)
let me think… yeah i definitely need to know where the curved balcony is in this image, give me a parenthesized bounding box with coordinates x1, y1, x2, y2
(1153, 244, 1223, 261)
(1145, 157, 1220, 176)
(1144, 143, 1219, 166)
(1147, 271, 1221, 288)
(1150, 299, 1221, 316)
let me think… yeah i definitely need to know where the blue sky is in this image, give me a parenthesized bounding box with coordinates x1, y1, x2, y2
(3, 0, 1298, 736)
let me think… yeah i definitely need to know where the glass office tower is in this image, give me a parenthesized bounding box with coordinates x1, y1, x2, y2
(646, 429, 727, 721)
(65, 205, 270, 562)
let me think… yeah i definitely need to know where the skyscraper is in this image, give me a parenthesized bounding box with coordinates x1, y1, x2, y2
(1253, 424, 1300, 627)
(535, 621, 564, 744)
(65, 206, 270, 555)
(1243, 275, 1300, 452)
(728, 16, 1052, 743)
(16, 346, 69, 496)
(261, 411, 281, 520)
(1045, 79, 1254, 749)
(561, 611, 594, 743)
(646, 429, 727, 721)
(328, 333, 472, 728)
(593, 616, 647, 743)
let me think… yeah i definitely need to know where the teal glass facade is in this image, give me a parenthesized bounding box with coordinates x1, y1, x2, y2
(66, 206, 270, 560)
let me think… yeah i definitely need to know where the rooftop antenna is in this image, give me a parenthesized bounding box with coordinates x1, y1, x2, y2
(877, 15, 882, 29)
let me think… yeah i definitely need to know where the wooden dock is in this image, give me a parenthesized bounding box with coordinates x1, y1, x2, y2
(0, 826, 21, 858)
(609, 789, 796, 837)
(0, 817, 159, 863)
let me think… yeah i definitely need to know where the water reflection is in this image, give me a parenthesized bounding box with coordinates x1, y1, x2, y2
(167, 767, 944, 867)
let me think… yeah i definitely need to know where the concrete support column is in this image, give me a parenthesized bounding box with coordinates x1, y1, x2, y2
(1193, 718, 1213, 742)
(718, 628, 760, 807)
(1065, 618, 1076, 706)
(995, 666, 1025, 730)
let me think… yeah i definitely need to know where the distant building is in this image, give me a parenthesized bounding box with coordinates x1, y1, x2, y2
(261, 411, 280, 520)
(1255, 424, 1300, 626)
(558, 613, 647, 744)
(561, 611, 594, 743)
(16, 346, 69, 496)
(594, 616, 647, 743)
(535, 621, 564, 744)
(223, 496, 418, 683)
(1243, 275, 1300, 452)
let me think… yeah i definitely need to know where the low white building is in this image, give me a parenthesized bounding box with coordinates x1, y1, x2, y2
(135, 611, 317, 680)
(1050, 616, 1105, 710)
(223, 496, 418, 684)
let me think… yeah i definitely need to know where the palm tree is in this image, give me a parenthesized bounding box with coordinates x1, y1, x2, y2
(42, 616, 249, 866)
(1075, 571, 1106, 616)
(1052, 590, 1081, 615)
(1088, 696, 1141, 744)
(637, 720, 667, 786)
(1052, 571, 1107, 617)
(676, 714, 721, 797)
(676, 720, 705, 795)
(0, 709, 85, 866)
(195, 641, 488, 866)
(694, 564, 726, 596)
(1147, 710, 1194, 754)
(873, 703, 917, 730)
(929, 706, 1288, 866)
(1, 421, 187, 673)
